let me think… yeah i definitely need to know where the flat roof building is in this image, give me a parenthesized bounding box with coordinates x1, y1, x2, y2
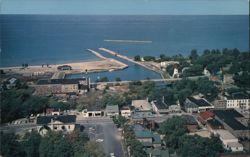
(132, 99, 152, 112)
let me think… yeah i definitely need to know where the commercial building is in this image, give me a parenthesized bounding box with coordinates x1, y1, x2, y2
(34, 78, 90, 96)
(184, 97, 214, 113)
(82, 106, 103, 117)
(215, 129, 244, 152)
(132, 99, 153, 112)
(151, 100, 168, 114)
(225, 92, 249, 111)
(105, 105, 119, 117)
(213, 109, 249, 139)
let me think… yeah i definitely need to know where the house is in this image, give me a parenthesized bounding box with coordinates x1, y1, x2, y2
(197, 111, 214, 125)
(34, 78, 90, 96)
(162, 95, 181, 113)
(132, 99, 153, 112)
(106, 105, 119, 117)
(57, 65, 72, 71)
(213, 109, 249, 139)
(82, 106, 103, 117)
(184, 97, 214, 113)
(182, 115, 198, 133)
(151, 100, 168, 114)
(215, 129, 244, 152)
(133, 124, 161, 148)
(36, 115, 76, 136)
(120, 106, 132, 118)
(225, 92, 249, 111)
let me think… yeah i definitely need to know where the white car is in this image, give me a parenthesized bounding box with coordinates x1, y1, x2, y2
(110, 153, 115, 157)
(96, 139, 104, 142)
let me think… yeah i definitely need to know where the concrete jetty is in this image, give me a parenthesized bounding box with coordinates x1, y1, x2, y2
(99, 48, 164, 78)
(104, 40, 152, 43)
(88, 49, 128, 70)
(87, 49, 107, 60)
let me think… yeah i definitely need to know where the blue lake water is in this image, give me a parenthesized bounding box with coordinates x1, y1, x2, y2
(1, 15, 249, 81)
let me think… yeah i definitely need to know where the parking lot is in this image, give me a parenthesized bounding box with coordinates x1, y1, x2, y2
(79, 118, 123, 157)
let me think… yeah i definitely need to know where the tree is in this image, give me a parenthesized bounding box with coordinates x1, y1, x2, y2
(100, 93, 125, 107)
(189, 49, 199, 62)
(113, 115, 127, 128)
(84, 141, 105, 157)
(0, 132, 25, 157)
(22, 132, 41, 157)
(134, 55, 141, 61)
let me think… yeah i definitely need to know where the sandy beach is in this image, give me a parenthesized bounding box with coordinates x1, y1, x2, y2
(0, 58, 128, 76)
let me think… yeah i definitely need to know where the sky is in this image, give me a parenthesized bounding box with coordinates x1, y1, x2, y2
(0, 0, 249, 15)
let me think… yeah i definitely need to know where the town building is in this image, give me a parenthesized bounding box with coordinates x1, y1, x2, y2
(132, 99, 153, 112)
(151, 100, 168, 114)
(34, 78, 90, 96)
(213, 109, 249, 139)
(207, 119, 224, 131)
(82, 106, 103, 117)
(105, 105, 119, 117)
(133, 124, 161, 148)
(182, 115, 198, 133)
(162, 96, 181, 113)
(120, 106, 132, 118)
(215, 129, 244, 152)
(184, 97, 214, 113)
(197, 111, 214, 125)
(225, 92, 249, 111)
(36, 115, 76, 136)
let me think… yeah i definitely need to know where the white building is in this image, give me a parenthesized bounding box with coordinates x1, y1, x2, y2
(106, 105, 119, 117)
(82, 108, 102, 117)
(36, 115, 76, 136)
(215, 129, 243, 152)
(120, 107, 132, 118)
(132, 99, 152, 112)
(225, 92, 249, 110)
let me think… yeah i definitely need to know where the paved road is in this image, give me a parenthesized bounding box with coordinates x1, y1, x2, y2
(79, 117, 123, 157)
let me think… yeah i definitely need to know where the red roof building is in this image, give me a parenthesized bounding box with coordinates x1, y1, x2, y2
(198, 111, 214, 124)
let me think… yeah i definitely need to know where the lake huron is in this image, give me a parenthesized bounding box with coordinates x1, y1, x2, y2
(1, 15, 249, 81)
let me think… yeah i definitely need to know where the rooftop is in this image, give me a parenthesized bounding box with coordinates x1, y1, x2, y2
(227, 92, 249, 100)
(37, 78, 87, 85)
(37, 115, 76, 124)
(199, 111, 214, 121)
(152, 100, 167, 110)
(215, 129, 237, 140)
(207, 119, 223, 128)
(182, 115, 198, 125)
(187, 97, 212, 107)
(132, 99, 152, 111)
(213, 109, 248, 130)
(106, 105, 119, 113)
(134, 130, 152, 138)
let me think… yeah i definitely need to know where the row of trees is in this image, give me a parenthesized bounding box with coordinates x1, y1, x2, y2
(1, 85, 71, 124)
(98, 77, 218, 109)
(123, 125, 147, 157)
(158, 116, 225, 157)
(0, 131, 104, 157)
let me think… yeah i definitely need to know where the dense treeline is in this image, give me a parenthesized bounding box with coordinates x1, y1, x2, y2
(0, 86, 71, 124)
(158, 116, 225, 157)
(0, 131, 104, 157)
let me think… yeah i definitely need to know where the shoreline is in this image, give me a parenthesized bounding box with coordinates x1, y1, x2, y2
(0, 59, 128, 76)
